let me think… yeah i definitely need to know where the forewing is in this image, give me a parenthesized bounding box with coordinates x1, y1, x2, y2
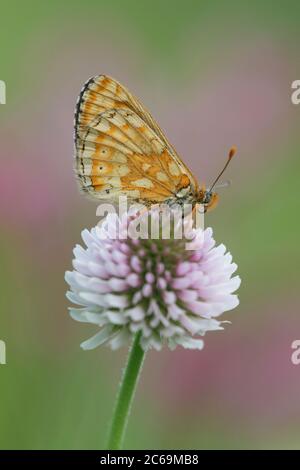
(74, 75, 198, 203)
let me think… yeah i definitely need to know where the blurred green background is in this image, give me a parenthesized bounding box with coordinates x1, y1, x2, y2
(1, 0, 300, 449)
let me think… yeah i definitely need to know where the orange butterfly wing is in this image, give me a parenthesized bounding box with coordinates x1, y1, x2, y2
(74, 75, 199, 204)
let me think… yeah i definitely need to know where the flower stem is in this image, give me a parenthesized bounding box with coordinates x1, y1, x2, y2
(107, 332, 145, 450)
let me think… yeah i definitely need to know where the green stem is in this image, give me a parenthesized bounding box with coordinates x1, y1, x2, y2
(107, 332, 145, 450)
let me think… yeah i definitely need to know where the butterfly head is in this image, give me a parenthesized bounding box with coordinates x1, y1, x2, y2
(198, 146, 237, 212)
(197, 186, 219, 212)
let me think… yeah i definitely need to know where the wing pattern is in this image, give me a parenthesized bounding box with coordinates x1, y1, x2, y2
(74, 75, 198, 204)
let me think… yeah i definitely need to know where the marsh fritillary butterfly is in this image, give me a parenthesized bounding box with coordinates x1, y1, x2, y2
(74, 75, 236, 211)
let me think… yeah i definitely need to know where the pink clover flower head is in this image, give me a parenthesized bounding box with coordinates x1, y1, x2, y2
(65, 209, 240, 351)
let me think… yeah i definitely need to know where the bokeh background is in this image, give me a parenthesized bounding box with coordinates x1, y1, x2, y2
(1, 0, 300, 449)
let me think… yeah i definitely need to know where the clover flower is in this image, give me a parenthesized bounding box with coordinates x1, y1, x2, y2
(65, 209, 240, 351)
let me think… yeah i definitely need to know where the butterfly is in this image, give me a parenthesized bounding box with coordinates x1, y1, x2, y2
(74, 75, 236, 211)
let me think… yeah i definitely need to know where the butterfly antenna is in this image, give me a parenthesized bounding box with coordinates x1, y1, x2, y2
(209, 146, 237, 192)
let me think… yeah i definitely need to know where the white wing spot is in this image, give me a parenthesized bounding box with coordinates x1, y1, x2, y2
(156, 171, 168, 182)
(82, 162, 92, 176)
(118, 165, 130, 176)
(96, 119, 111, 132)
(168, 162, 180, 176)
(132, 178, 154, 189)
(107, 176, 121, 187)
(124, 189, 141, 199)
(142, 163, 151, 172)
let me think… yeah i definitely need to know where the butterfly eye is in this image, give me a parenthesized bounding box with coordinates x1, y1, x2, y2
(203, 191, 212, 204)
(205, 193, 219, 212)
